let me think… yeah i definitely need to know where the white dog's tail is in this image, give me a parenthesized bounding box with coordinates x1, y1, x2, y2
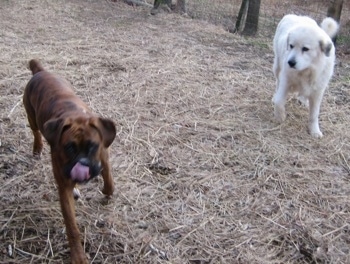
(320, 17, 339, 38)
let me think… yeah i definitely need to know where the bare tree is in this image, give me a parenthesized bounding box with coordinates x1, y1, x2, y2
(153, 0, 171, 10)
(327, 0, 343, 22)
(172, 0, 186, 14)
(234, 0, 261, 36)
(151, 0, 186, 15)
(234, 0, 249, 33)
(242, 0, 261, 36)
(327, 0, 343, 44)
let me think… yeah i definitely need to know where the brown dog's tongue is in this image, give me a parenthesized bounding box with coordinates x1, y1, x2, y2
(70, 163, 90, 182)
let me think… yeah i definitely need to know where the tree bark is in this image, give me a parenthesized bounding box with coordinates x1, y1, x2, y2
(242, 0, 261, 36)
(234, 0, 249, 33)
(327, 0, 343, 22)
(153, 0, 172, 9)
(172, 0, 186, 14)
(327, 0, 343, 44)
(151, 0, 186, 15)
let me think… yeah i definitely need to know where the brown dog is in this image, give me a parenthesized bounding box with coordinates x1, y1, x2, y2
(23, 59, 116, 263)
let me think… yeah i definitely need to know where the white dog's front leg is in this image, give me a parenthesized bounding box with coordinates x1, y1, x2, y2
(308, 93, 324, 138)
(273, 77, 288, 122)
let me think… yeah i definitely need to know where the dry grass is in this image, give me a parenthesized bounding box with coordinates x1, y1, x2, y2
(1, 0, 350, 263)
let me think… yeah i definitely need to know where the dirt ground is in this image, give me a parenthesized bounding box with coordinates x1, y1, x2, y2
(1, 0, 350, 263)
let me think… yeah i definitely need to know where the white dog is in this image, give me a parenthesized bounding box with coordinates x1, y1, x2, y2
(272, 14, 338, 137)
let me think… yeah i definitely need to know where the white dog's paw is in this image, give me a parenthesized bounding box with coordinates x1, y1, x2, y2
(297, 95, 309, 108)
(310, 131, 323, 138)
(309, 126, 323, 138)
(274, 105, 286, 123)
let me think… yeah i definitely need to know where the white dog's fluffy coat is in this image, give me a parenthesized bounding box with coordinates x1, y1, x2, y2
(272, 14, 339, 137)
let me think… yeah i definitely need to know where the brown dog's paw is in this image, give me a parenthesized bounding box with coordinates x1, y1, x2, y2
(70, 249, 89, 264)
(71, 255, 89, 264)
(101, 186, 114, 197)
(33, 152, 42, 160)
(32, 145, 43, 158)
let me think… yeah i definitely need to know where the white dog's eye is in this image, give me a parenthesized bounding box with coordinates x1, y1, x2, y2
(289, 44, 294, 49)
(302, 47, 309, 52)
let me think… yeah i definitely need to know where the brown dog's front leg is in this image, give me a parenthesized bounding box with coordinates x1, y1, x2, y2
(57, 183, 88, 264)
(100, 149, 114, 196)
(32, 130, 44, 157)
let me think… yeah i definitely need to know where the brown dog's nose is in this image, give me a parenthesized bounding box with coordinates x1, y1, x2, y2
(79, 158, 90, 166)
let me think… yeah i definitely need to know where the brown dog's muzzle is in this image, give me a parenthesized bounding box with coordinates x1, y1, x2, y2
(69, 157, 102, 183)
(64, 157, 102, 183)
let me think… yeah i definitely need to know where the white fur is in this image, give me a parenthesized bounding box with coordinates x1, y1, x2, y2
(272, 14, 338, 138)
(73, 188, 81, 200)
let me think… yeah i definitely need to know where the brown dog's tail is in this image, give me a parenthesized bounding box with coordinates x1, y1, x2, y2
(29, 59, 45, 75)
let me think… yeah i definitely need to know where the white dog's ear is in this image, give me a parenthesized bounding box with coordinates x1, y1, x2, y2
(319, 40, 333, 56)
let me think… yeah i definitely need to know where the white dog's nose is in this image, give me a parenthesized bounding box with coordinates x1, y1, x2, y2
(288, 59, 296, 68)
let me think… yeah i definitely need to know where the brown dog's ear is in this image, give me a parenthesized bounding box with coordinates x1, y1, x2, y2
(43, 118, 68, 147)
(92, 117, 116, 148)
(319, 40, 333, 57)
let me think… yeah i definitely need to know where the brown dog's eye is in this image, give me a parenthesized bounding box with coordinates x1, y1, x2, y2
(65, 142, 77, 156)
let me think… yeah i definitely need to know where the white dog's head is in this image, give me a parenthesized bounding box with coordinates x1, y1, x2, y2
(286, 26, 334, 71)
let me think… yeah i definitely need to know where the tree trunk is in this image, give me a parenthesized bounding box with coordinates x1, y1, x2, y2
(151, 0, 186, 15)
(242, 0, 261, 36)
(327, 0, 343, 22)
(172, 0, 186, 14)
(327, 0, 343, 44)
(234, 0, 249, 33)
(153, 0, 172, 9)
